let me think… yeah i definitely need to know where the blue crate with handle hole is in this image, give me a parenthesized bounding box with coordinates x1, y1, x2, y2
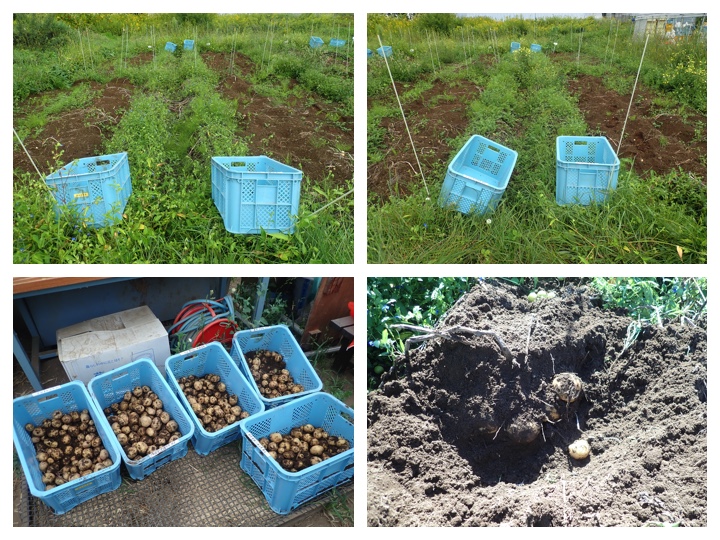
(183, 39, 194, 50)
(13, 381, 123, 515)
(556, 136, 620, 205)
(439, 134, 518, 215)
(309, 36, 324, 48)
(211, 156, 303, 234)
(238, 392, 354, 515)
(165, 42, 177, 52)
(88, 359, 195, 480)
(230, 324, 322, 409)
(165, 341, 265, 456)
(45, 151, 131, 228)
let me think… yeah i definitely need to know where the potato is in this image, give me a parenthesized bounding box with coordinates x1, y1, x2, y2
(568, 439, 590, 459)
(551, 372, 583, 403)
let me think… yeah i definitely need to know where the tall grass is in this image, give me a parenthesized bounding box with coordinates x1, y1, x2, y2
(13, 14, 354, 264)
(367, 16, 706, 264)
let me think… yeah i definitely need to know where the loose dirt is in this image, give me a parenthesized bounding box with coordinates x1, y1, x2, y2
(368, 79, 478, 200)
(367, 280, 707, 526)
(204, 52, 354, 185)
(14, 53, 353, 188)
(568, 74, 706, 182)
(13, 79, 135, 180)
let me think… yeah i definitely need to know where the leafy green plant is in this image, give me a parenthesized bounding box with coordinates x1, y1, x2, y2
(367, 277, 477, 390)
(13, 14, 71, 49)
(590, 277, 707, 326)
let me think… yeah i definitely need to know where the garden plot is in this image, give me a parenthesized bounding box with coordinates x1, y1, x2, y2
(367, 281, 706, 526)
(568, 74, 706, 182)
(13, 79, 135, 180)
(203, 52, 354, 185)
(368, 80, 476, 199)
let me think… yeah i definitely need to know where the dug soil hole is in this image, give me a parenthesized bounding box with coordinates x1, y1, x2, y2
(367, 281, 706, 526)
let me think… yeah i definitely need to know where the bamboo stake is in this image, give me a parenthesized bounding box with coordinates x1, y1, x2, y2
(603, 18, 613, 65)
(78, 29, 87, 71)
(378, 34, 430, 198)
(617, 33, 650, 157)
(610, 19, 620, 65)
(425, 29, 436, 76)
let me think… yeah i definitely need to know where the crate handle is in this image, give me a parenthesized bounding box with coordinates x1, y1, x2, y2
(574, 141, 588, 146)
(111, 371, 130, 381)
(95, 159, 111, 167)
(248, 333, 267, 341)
(231, 161, 247, 167)
(72, 480, 95, 495)
(37, 393, 59, 404)
(487, 145, 501, 153)
(182, 353, 199, 362)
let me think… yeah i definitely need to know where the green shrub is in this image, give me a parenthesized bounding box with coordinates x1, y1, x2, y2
(13, 14, 71, 50)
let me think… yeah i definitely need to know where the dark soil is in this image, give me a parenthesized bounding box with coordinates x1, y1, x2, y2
(203, 52, 354, 185)
(567, 74, 706, 182)
(13, 53, 353, 188)
(13, 79, 135, 180)
(368, 79, 478, 200)
(367, 281, 707, 526)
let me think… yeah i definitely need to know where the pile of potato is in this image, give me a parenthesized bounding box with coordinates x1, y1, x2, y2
(245, 349, 305, 399)
(103, 386, 183, 460)
(177, 373, 250, 432)
(25, 409, 113, 490)
(257, 423, 350, 473)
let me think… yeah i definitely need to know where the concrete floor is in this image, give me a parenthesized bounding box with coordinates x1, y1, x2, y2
(13, 343, 354, 527)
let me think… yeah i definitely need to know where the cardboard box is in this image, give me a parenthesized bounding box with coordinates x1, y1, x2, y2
(57, 306, 170, 384)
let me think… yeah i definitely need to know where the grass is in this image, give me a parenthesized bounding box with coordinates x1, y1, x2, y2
(367, 18, 706, 264)
(13, 14, 353, 264)
(322, 488, 354, 526)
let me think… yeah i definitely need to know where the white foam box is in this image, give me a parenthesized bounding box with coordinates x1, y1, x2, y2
(56, 306, 170, 385)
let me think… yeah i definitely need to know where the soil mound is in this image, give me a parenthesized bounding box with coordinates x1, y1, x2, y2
(367, 281, 707, 526)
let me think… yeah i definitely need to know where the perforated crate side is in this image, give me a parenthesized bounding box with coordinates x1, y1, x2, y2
(88, 359, 195, 480)
(45, 152, 132, 227)
(12, 382, 122, 515)
(230, 325, 323, 408)
(165, 342, 265, 455)
(211, 156, 303, 234)
(439, 135, 517, 216)
(238, 393, 354, 514)
(555, 136, 620, 205)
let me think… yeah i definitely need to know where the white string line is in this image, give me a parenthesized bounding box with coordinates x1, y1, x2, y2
(13, 127, 46, 181)
(617, 33, 650, 157)
(306, 186, 354, 219)
(377, 34, 429, 197)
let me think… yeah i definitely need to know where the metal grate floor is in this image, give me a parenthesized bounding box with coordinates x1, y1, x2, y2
(16, 442, 353, 527)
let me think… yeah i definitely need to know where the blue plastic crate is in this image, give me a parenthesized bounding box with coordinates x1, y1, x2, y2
(556, 136, 620, 205)
(211, 156, 303, 234)
(231, 325, 323, 409)
(511, 41, 521, 52)
(165, 41, 177, 52)
(531, 43, 542, 52)
(165, 342, 265, 456)
(329, 38, 346, 47)
(376, 45, 392, 58)
(88, 359, 195, 480)
(439, 135, 518, 215)
(309, 36, 324, 48)
(13, 381, 122, 515)
(238, 392, 354, 515)
(45, 152, 131, 228)
(183, 39, 194, 50)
